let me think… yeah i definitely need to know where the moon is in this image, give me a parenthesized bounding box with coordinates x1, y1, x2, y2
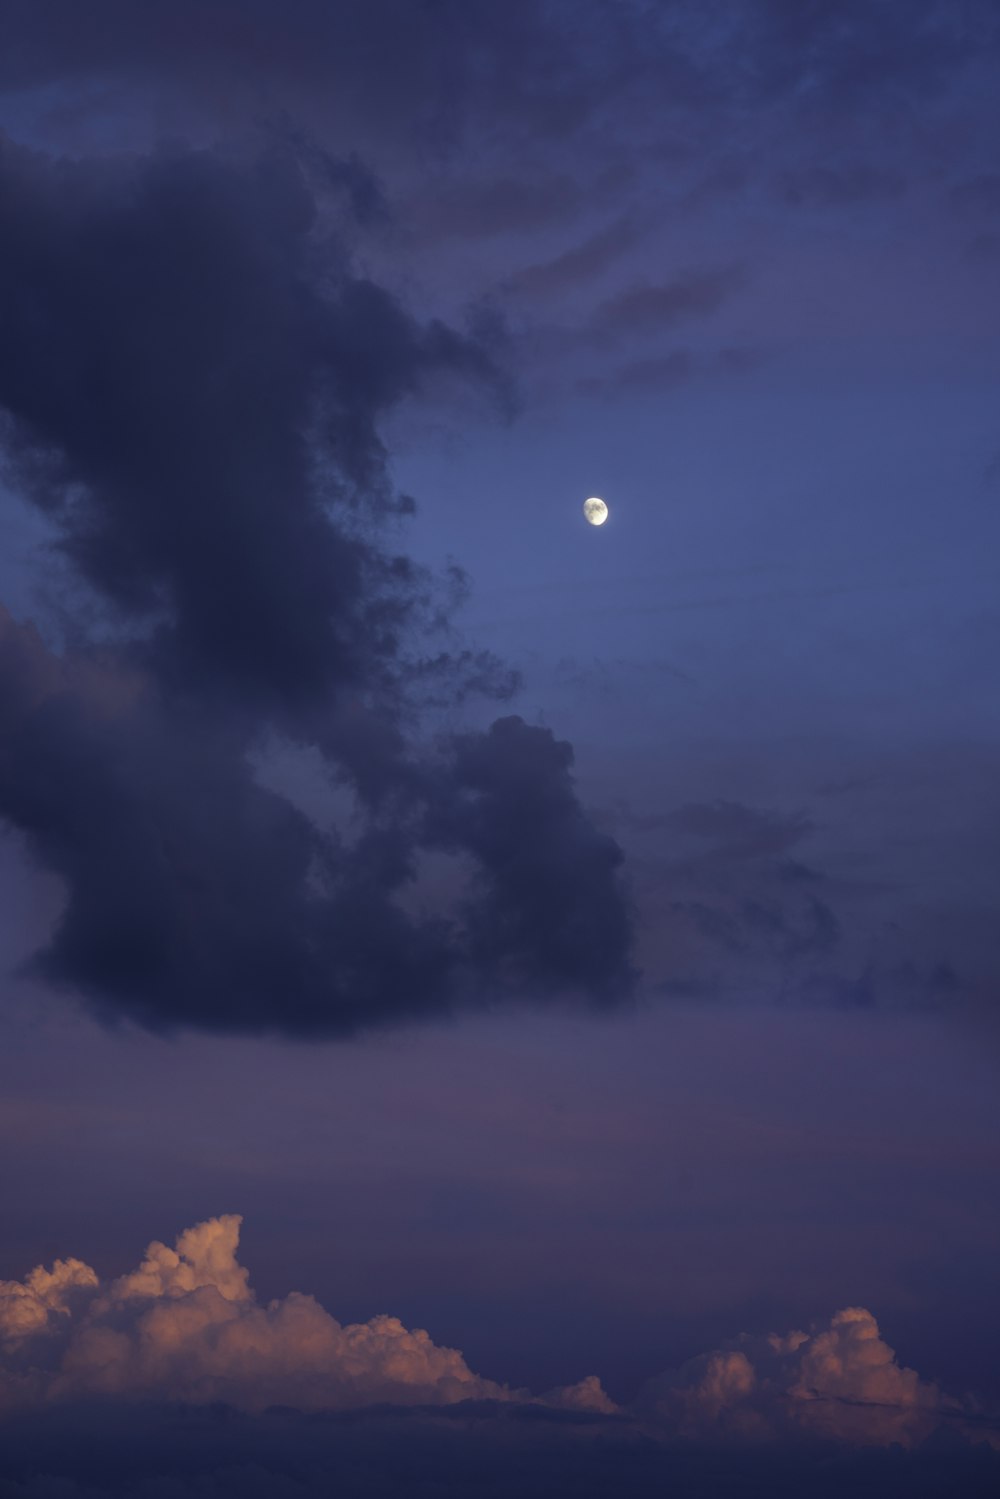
(583, 496, 608, 526)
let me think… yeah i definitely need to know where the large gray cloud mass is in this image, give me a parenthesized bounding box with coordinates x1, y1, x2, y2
(0, 138, 635, 1035)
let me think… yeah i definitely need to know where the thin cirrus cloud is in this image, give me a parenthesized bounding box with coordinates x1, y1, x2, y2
(592, 266, 744, 338)
(0, 1214, 993, 1452)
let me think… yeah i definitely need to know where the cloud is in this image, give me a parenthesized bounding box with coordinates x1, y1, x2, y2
(505, 215, 644, 299)
(0, 138, 635, 1035)
(430, 716, 636, 999)
(592, 267, 742, 337)
(666, 800, 814, 861)
(0, 1258, 97, 1345)
(1, 1215, 994, 1458)
(615, 796, 842, 1000)
(640, 1306, 976, 1449)
(0, 1215, 612, 1418)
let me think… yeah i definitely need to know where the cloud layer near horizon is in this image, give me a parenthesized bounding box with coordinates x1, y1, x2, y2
(0, 1214, 992, 1452)
(0, 1215, 611, 1417)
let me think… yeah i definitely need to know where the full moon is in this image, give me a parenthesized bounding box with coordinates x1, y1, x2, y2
(583, 496, 608, 526)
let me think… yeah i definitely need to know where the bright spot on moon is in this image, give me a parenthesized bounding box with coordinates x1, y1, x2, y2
(583, 496, 608, 526)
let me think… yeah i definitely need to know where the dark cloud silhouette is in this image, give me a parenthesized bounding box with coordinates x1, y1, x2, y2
(0, 139, 635, 1035)
(431, 717, 635, 999)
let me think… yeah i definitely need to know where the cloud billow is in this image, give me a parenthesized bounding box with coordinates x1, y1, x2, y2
(0, 137, 635, 1035)
(0, 1215, 612, 1416)
(0, 1213, 991, 1454)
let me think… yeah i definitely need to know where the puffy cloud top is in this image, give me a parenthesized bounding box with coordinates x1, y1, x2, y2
(0, 1257, 97, 1344)
(0, 1215, 612, 1417)
(641, 1304, 953, 1447)
(1, 1214, 992, 1451)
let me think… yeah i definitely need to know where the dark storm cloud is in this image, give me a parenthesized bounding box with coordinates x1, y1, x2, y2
(0, 138, 635, 1035)
(430, 717, 635, 999)
(0, 139, 498, 716)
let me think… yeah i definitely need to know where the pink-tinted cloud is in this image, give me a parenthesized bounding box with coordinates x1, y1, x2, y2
(0, 1216, 613, 1416)
(0, 1255, 97, 1343)
(1, 1215, 994, 1448)
(640, 1305, 973, 1448)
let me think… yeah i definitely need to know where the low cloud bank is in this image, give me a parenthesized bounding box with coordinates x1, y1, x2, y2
(0, 1216, 611, 1416)
(639, 1307, 965, 1448)
(1, 1215, 993, 1453)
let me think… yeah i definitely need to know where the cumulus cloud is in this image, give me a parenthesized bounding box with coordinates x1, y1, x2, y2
(640, 1306, 965, 1448)
(0, 136, 635, 1035)
(0, 1258, 97, 1345)
(0, 1216, 614, 1418)
(2, 1215, 995, 1454)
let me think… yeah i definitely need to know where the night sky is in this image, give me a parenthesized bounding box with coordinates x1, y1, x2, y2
(1, 3, 1000, 1495)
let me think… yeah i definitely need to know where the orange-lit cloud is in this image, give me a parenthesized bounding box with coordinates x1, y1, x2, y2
(0, 1255, 97, 1343)
(1, 1216, 994, 1448)
(639, 1304, 973, 1447)
(0, 1216, 613, 1416)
